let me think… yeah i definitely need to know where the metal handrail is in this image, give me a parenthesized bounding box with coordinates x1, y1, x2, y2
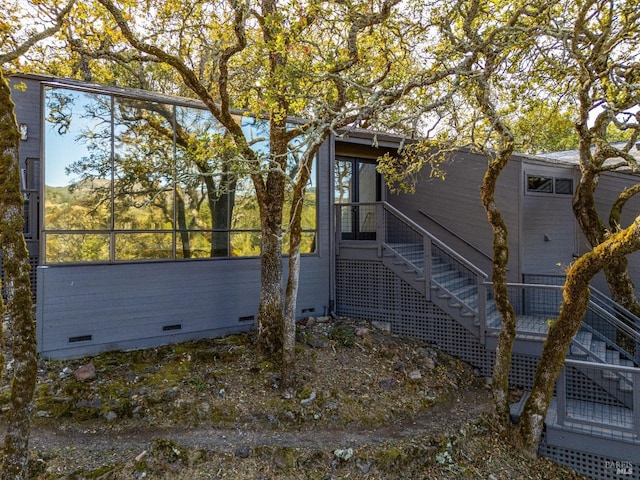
(382, 202, 489, 280)
(557, 359, 640, 436)
(589, 287, 640, 343)
(418, 208, 493, 264)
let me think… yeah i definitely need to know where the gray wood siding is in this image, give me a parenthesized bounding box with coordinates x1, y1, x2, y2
(37, 253, 330, 359)
(389, 150, 521, 281)
(9, 77, 42, 161)
(10, 76, 42, 256)
(521, 162, 578, 276)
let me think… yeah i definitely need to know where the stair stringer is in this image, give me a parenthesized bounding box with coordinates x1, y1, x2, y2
(380, 249, 427, 297)
(381, 245, 481, 339)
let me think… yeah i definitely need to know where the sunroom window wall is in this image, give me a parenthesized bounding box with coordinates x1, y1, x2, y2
(42, 85, 317, 264)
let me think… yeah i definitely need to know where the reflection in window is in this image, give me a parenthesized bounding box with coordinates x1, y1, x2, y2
(42, 86, 318, 263)
(113, 98, 175, 230)
(44, 88, 112, 231)
(230, 232, 261, 257)
(115, 233, 173, 260)
(232, 179, 261, 230)
(45, 233, 110, 263)
(527, 175, 553, 193)
(555, 178, 573, 195)
(283, 231, 317, 254)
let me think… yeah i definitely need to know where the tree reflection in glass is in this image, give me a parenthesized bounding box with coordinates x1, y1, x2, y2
(44, 88, 112, 262)
(42, 85, 318, 262)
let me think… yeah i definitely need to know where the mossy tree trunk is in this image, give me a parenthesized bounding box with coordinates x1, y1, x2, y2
(573, 168, 640, 317)
(0, 72, 38, 480)
(472, 48, 518, 430)
(514, 215, 640, 458)
(567, 0, 640, 319)
(255, 177, 285, 357)
(481, 151, 518, 429)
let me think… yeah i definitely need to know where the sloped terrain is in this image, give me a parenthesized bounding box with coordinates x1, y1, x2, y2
(1, 317, 585, 479)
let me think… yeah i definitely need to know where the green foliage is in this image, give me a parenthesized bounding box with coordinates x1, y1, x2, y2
(513, 103, 579, 154)
(377, 141, 448, 194)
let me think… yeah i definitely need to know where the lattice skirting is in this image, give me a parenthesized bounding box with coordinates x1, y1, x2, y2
(336, 258, 490, 373)
(539, 438, 639, 480)
(336, 258, 638, 480)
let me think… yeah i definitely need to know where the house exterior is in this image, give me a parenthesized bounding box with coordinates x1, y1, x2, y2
(5, 73, 640, 479)
(9, 73, 332, 359)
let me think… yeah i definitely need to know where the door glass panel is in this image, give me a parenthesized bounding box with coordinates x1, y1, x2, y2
(357, 162, 377, 235)
(358, 162, 377, 203)
(334, 160, 353, 203)
(334, 160, 353, 236)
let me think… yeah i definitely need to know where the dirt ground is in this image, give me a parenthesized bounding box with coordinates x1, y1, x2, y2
(1, 316, 586, 479)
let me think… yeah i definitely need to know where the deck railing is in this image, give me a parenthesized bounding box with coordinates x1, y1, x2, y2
(557, 359, 640, 439)
(483, 283, 563, 339)
(588, 288, 640, 366)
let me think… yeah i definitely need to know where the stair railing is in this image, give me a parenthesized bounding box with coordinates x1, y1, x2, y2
(556, 359, 640, 439)
(377, 202, 491, 335)
(588, 287, 640, 366)
(418, 209, 494, 265)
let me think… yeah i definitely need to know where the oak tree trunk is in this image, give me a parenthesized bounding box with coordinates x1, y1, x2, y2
(481, 151, 518, 429)
(282, 150, 316, 391)
(573, 165, 640, 318)
(257, 200, 285, 357)
(0, 72, 39, 480)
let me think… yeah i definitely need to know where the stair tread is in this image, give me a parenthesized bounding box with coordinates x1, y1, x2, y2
(590, 341, 607, 361)
(605, 350, 620, 365)
(570, 331, 592, 356)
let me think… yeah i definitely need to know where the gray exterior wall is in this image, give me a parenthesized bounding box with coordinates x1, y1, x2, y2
(10, 74, 332, 359)
(520, 160, 579, 277)
(36, 252, 331, 359)
(388, 149, 521, 282)
(9, 76, 41, 258)
(389, 149, 640, 294)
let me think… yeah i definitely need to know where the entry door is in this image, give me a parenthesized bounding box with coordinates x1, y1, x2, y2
(335, 157, 380, 240)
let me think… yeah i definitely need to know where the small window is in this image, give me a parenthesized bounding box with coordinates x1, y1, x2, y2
(555, 178, 573, 195)
(527, 175, 553, 193)
(526, 174, 573, 195)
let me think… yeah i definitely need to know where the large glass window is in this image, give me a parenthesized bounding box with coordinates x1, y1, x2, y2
(44, 89, 113, 262)
(44, 89, 112, 232)
(42, 85, 318, 264)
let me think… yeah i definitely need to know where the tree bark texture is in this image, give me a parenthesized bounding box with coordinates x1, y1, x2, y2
(282, 147, 318, 391)
(255, 114, 288, 358)
(473, 53, 518, 430)
(0, 73, 38, 480)
(256, 201, 285, 357)
(481, 156, 518, 430)
(573, 163, 640, 318)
